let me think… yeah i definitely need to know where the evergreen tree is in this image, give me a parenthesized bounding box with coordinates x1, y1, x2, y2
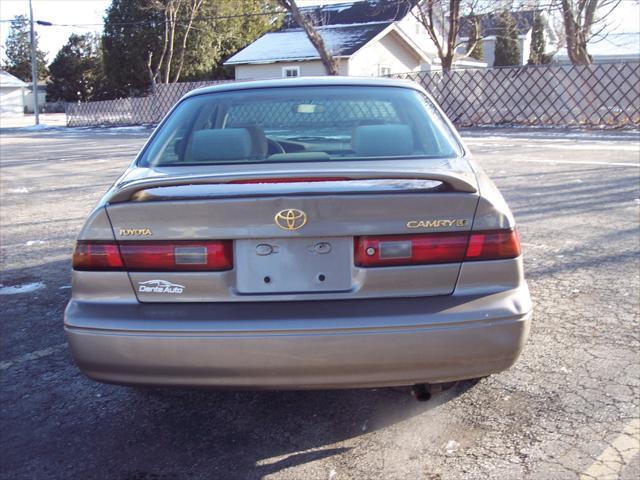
(2, 15, 49, 81)
(101, 0, 163, 98)
(46, 33, 104, 102)
(493, 10, 520, 67)
(100, 0, 280, 98)
(528, 11, 548, 65)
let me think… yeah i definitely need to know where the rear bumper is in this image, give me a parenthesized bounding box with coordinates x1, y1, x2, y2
(64, 288, 532, 389)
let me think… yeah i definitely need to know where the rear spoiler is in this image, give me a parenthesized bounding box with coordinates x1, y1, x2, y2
(107, 170, 478, 203)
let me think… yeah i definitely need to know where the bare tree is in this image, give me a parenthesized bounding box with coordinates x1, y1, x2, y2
(517, 0, 624, 65)
(559, 0, 621, 64)
(407, 0, 493, 71)
(172, 0, 204, 82)
(146, 0, 205, 91)
(276, 0, 339, 75)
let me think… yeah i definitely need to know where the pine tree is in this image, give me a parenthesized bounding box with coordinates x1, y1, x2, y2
(101, 0, 163, 98)
(493, 10, 520, 67)
(2, 15, 49, 81)
(46, 33, 104, 102)
(100, 0, 280, 99)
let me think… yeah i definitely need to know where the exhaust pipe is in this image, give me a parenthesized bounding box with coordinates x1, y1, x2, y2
(411, 383, 432, 401)
(411, 382, 459, 401)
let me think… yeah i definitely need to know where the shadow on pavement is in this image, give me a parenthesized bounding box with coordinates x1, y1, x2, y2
(0, 259, 482, 479)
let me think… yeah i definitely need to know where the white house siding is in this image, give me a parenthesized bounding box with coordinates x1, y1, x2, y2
(520, 31, 532, 65)
(483, 38, 496, 67)
(395, 11, 440, 59)
(0, 86, 25, 115)
(23, 88, 47, 113)
(234, 59, 349, 81)
(349, 31, 422, 76)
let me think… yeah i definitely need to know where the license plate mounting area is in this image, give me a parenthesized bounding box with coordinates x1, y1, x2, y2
(235, 237, 352, 294)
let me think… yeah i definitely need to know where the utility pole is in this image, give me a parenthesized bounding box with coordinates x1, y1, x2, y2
(28, 0, 39, 125)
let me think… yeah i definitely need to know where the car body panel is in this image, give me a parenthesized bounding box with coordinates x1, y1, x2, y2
(106, 192, 478, 241)
(65, 283, 530, 388)
(105, 160, 478, 204)
(65, 77, 531, 388)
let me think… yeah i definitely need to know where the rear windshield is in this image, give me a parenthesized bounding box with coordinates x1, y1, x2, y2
(139, 86, 462, 167)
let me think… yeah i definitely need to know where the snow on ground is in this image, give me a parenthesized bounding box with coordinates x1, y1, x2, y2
(0, 282, 45, 295)
(460, 126, 640, 140)
(0, 113, 67, 129)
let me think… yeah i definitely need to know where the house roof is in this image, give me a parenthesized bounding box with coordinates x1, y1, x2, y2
(225, 22, 391, 65)
(282, 0, 411, 27)
(458, 10, 536, 38)
(554, 32, 640, 62)
(0, 70, 28, 88)
(224, 0, 417, 65)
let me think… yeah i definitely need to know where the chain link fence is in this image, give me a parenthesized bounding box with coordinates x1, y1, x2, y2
(392, 62, 640, 128)
(66, 80, 232, 127)
(66, 63, 640, 128)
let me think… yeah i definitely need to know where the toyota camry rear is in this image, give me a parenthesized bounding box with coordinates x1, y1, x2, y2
(64, 77, 531, 390)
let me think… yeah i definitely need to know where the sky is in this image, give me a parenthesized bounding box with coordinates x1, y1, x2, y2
(0, 0, 110, 62)
(1, 0, 639, 64)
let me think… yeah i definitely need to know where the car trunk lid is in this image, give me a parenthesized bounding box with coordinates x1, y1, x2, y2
(103, 164, 480, 302)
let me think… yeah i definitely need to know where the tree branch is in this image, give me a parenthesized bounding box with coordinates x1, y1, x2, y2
(172, 0, 203, 83)
(277, 0, 339, 75)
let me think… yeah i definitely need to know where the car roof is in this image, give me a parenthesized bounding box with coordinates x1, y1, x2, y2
(183, 76, 424, 99)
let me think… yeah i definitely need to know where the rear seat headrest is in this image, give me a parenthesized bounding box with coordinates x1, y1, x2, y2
(191, 128, 252, 161)
(352, 124, 414, 157)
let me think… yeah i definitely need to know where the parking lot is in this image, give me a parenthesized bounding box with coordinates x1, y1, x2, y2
(1, 126, 638, 479)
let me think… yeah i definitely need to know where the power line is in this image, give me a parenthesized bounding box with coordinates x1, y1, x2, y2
(0, 10, 284, 27)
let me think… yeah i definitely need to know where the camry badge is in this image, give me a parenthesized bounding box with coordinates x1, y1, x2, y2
(275, 209, 307, 230)
(407, 219, 467, 229)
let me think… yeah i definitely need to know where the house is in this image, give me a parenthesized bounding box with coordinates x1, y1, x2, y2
(458, 10, 559, 66)
(224, 0, 486, 80)
(0, 70, 27, 115)
(553, 32, 640, 64)
(23, 80, 47, 114)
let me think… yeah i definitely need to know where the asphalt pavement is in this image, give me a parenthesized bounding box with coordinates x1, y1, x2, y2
(0, 126, 639, 480)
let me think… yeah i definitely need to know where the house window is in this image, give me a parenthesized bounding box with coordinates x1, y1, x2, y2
(282, 66, 300, 78)
(379, 66, 392, 76)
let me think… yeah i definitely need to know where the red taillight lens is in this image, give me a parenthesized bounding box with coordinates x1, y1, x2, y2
(355, 229, 520, 267)
(355, 232, 469, 267)
(119, 241, 232, 271)
(73, 241, 124, 270)
(230, 177, 351, 184)
(72, 240, 233, 271)
(465, 230, 520, 261)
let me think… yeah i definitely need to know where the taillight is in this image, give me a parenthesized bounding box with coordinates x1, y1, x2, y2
(119, 241, 232, 271)
(72, 240, 233, 271)
(465, 229, 520, 261)
(355, 233, 468, 267)
(230, 177, 350, 184)
(73, 241, 124, 271)
(354, 229, 520, 267)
